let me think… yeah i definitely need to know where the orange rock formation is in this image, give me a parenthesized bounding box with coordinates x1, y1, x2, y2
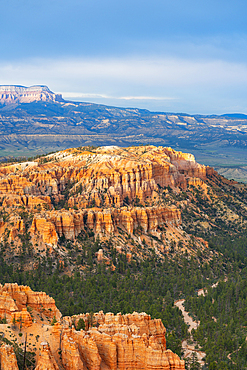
(0, 284, 185, 370)
(0, 344, 19, 370)
(58, 311, 185, 370)
(0, 145, 213, 261)
(0, 283, 62, 325)
(11, 308, 32, 328)
(35, 342, 59, 370)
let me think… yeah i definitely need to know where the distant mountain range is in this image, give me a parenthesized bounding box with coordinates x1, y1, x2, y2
(0, 85, 247, 181)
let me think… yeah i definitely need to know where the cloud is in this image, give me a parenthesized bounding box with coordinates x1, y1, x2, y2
(1, 56, 247, 113)
(62, 92, 175, 101)
(119, 96, 174, 101)
(2, 56, 247, 87)
(62, 93, 110, 99)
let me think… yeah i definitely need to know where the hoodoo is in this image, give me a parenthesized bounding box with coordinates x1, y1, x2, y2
(0, 145, 213, 268)
(0, 283, 185, 370)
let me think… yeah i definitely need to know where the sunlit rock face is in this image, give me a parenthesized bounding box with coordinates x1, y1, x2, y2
(35, 342, 59, 370)
(0, 85, 63, 104)
(0, 145, 213, 263)
(0, 283, 62, 325)
(0, 284, 184, 370)
(47, 311, 185, 370)
(0, 344, 19, 370)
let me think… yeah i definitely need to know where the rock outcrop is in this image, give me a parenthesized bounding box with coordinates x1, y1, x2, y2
(0, 284, 185, 370)
(11, 308, 33, 328)
(35, 342, 59, 370)
(0, 145, 214, 266)
(27, 205, 181, 244)
(0, 85, 63, 104)
(58, 311, 185, 370)
(61, 331, 85, 370)
(0, 344, 19, 370)
(0, 283, 62, 324)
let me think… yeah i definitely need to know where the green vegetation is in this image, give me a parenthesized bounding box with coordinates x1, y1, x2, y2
(178, 175, 247, 369)
(0, 333, 35, 369)
(0, 170, 246, 368)
(185, 269, 247, 369)
(76, 318, 85, 331)
(0, 238, 231, 361)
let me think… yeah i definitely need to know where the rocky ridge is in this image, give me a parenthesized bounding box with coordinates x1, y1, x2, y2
(0, 86, 247, 181)
(0, 145, 214, 269)
(0, 283, 185, 370)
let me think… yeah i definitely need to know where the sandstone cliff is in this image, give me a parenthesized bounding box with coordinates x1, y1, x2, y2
(0, 145, 214, 267)
(0, 283, 61, 325)
(0, 284, 185, 370)
(49, 312, 185, 370)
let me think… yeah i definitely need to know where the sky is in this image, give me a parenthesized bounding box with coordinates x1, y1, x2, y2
(1, 0, 247, 114)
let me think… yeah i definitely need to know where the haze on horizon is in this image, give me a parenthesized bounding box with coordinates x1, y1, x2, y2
(1, 0, 247, 115)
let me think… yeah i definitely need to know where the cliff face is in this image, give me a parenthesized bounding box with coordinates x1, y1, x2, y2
(0, 85, 63, 104)
(0, 145, 214, 267)
(57, 322, 185, 370)
(29, 205, 181, 242)
(0, 284, 185, 370)
(0, 283, 62, 325)
(45, 314, 184, 370)
(60, 311, 184, 370)
(0, 146, 209, 203)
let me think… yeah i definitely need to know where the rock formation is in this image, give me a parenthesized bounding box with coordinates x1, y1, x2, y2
(61, 331, 85, 370)
(0, 284, 185, 370)
(0, 145, 215, 267)
(11, 308, 33, 328)
(0, 283, 62, 324)
(27, 205, 181, 244)
(58, 311, 185, 370)
(0, 85, 63, 104)
(0, 344, 19, 370)
(35, 342, 59, 370)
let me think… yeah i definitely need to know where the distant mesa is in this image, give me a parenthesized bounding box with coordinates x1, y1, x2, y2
(0, 85, 64, 105)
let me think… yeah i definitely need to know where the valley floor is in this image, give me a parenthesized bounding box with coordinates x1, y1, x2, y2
(175, 299, 206, 366)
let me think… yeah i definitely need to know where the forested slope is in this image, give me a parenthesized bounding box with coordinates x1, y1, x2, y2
(0, 146, 246, 368)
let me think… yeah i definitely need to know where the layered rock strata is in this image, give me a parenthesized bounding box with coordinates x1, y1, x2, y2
(58, 312, 185, 370)
(0, 145, 213, 252)
(28, 205, 181, 244)
(0, 284, 185, 370)
(0, 85, 63, 104)
(0, 283, 61, 324)
(55, 313, 184, 370)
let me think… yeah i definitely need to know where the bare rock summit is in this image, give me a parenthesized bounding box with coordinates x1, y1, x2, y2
(0, 85, 63, 104)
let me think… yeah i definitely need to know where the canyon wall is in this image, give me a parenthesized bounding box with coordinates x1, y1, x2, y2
(41, 312, 185, 370)
(0, 145, 213, 249)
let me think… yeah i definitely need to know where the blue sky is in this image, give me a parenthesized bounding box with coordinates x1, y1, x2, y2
(1, 0, 247, 114)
